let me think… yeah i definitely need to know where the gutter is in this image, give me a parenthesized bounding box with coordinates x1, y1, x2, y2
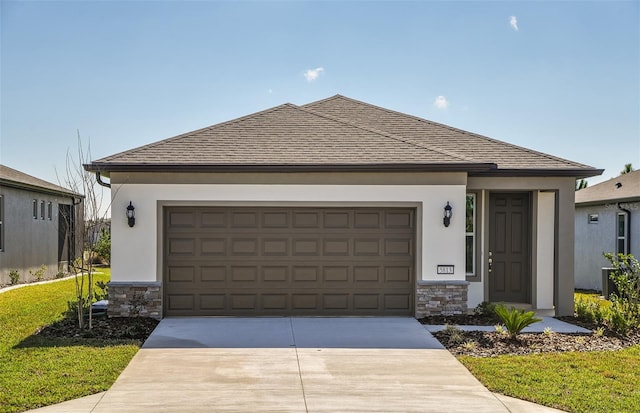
(95, 171, 111, 188)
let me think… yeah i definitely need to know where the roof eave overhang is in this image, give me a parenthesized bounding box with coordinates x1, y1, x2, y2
(576, 196, 640, 207)
(469, 168, 604, 179)
(84, 162, 498, 174)
(0, 179, 84, 199)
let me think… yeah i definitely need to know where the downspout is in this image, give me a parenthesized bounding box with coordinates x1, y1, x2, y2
(617, 202, 631, 254)
(95, 171, 111, 188)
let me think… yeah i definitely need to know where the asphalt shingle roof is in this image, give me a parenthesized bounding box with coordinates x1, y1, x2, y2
(575, 169, 640, 205)
(87, 95, 602, 177)
(0, 164, 81, 198)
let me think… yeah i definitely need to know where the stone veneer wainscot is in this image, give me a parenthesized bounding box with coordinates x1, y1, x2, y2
(415, 280, 470, 317)
(108, 282, 162, 320)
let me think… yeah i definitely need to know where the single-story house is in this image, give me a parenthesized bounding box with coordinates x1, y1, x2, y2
(575, 169, 639, 291)
(85, 95, 602, 319)
(0, 164, 83, 284)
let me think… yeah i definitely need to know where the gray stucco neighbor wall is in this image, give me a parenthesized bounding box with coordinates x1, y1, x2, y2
(0, 185, 79, 284)
(575, 201, 640, 291)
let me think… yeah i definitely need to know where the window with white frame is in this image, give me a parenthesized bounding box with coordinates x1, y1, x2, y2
(40, 200, 45, 220)
(617, 213, 628, 254)
(466, 193, 476, 275)
(588, 213, 599, 224)
(47, 202, 53, 220)
(33, 199, 38, 219)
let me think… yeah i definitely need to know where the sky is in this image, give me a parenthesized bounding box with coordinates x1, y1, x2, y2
(1, 0, 639, 210)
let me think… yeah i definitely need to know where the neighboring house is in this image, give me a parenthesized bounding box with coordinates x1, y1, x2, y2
(85, 95, 601, 319)
(575, 170, 640, 291)
(0, 165, 84, 284)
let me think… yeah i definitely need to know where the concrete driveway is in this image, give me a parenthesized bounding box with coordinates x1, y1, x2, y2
(29, 317, 564, 413)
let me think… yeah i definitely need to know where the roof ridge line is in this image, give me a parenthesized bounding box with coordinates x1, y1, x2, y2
(95, 103, 299, 163)
(309, 95, 592, 169)
(296, 104, 478, 163)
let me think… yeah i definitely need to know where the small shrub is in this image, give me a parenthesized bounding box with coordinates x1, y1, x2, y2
(474, 301, 498, 319)
(494, 304, 542, 339)
(29, 264, 47, 282)
(603, 253, 640, 332)
(593, 327, 605, 337)
(494, 324, 507, 335)
(55, 271, 66, 279)
(543, 327, 554, 337)
(462, 340, 477, 351)
(8, 269, 20, 285)
(607, 300, 636, 336)
(94, 281, 109, 301)
(94, 227, 111, 264)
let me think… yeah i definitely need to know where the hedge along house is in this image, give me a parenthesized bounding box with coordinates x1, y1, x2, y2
(0, 164, 83, 284)
(85, 95, 602, 319)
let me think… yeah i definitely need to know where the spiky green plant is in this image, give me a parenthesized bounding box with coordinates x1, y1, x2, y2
(494, 304, 542, 339)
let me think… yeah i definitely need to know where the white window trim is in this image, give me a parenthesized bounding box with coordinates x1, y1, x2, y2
(617, 212, 628, 254)
(466, 193, 476, 276)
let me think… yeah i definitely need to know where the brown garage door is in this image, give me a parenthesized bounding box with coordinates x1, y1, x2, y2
(164, 207, 415, 316)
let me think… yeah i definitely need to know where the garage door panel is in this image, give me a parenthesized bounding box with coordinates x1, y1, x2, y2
(322, 266, 349, 282)
(262, 211, 289, 228)
(167, 238, 195, 256)
(262, 238, 289, 255)
(324, 239, 350, 255)
(385, 210, 413, 228)
(293, 239, 320, 255)
(324, 211, 350, 228)
(293, 212, 320, 228)
(354, 211, 380, 228)
(164, 207, 414, 316)
(200, 294, 225, 310)
(201, 211, 226, 228)
(201, 266, 226, 282)
(201, 238, 226, 255)
(262, 266, 288, 282)
(166, 266, 194, 283)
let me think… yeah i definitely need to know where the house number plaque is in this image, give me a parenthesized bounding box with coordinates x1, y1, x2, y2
(436, 265, 455, 274)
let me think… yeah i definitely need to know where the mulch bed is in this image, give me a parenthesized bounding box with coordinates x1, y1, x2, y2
(419, 314, 640, 357)
(35, 316, 159, 341)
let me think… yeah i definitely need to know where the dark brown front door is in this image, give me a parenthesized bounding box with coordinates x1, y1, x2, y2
(489, 193, 531, 303)
(163, 206, 415, 316)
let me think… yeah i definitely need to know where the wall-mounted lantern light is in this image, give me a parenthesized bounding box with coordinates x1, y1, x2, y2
(126, 201, 136, 227)
(443, 202, 452, 227)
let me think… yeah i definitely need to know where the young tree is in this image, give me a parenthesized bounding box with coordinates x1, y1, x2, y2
(575, 178, 588, 191)
(57, 132, 111, 330)
(621, 163, 634, 174)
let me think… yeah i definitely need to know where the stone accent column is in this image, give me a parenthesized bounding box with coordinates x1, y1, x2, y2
(415, 280, 470, 317)
(107, 282, 162, 320)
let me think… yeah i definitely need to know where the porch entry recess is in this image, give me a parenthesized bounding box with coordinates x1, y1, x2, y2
(489, 192, 531, 303)
(163, 206, 416, 316)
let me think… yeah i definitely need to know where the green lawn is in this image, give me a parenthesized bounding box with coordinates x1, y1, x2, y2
(0, 269, 141, 413)
(460, 346, 640, 413)
(460, 291, 639, 412)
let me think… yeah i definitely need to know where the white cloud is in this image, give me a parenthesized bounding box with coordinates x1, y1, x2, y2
(433, 95, 449, 109)
(509, 15, 519, 31)
(304, 67, 324, 82)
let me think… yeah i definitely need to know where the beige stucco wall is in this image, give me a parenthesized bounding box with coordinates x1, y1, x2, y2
(109, 172, 468, 288)
(108, 172, 575, 315)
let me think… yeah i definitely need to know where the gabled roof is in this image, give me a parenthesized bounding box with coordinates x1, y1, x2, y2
(575, 169, 640, 205)
(0, 164, 81, 198)
(86, 95, 602, 178)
